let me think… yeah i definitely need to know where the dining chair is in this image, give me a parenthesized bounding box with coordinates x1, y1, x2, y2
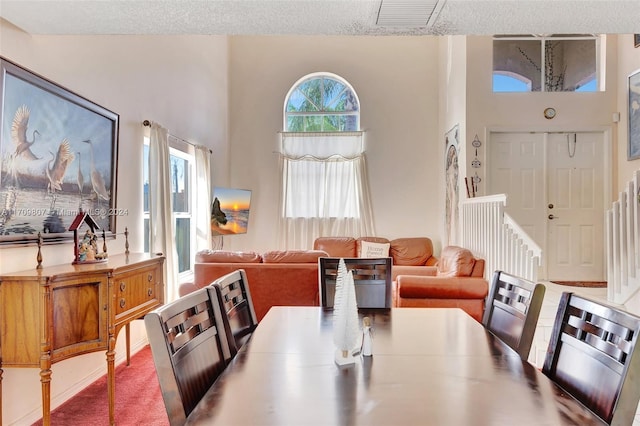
(319, 257, 392, 308)
(144, 286, 231, 426)
(481, 270, 545, 360)
(542, 292, 640, 425)
(211, 268, 258, 357)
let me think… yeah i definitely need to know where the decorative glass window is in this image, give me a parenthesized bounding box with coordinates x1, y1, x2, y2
(284, 73, 360, 131)
(493, 35, 600, 92)
(279, 73, 373, 248)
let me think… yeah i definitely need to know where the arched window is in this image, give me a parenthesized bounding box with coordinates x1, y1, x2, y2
(284, 72, 360, 131)
(278, 73, 373, 249)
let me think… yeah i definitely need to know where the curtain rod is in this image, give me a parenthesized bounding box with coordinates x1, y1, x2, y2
(142, 120, 212, 154)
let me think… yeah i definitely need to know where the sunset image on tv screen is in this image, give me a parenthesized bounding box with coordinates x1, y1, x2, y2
(211, 187, 252, 236)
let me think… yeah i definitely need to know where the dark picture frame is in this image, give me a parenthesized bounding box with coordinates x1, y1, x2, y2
(0, 57, 119, 245)
(628, 69, 640, 160)
(634, 34, 640, 48)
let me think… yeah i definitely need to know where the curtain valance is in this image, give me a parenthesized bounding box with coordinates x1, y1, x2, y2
(279, 131, 364, 160)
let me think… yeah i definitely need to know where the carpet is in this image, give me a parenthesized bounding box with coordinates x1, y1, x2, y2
(32, 345, 169, 426)
(551, 281, 607, 288)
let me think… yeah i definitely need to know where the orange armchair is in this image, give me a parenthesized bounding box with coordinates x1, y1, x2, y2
(394, 246, 489, 322)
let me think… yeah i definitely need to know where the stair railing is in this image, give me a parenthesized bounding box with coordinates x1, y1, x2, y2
(461, 194, 542, 283)
(607, 170, 640, 304)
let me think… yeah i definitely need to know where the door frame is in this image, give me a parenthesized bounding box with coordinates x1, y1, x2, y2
(484, 125, 613, 280)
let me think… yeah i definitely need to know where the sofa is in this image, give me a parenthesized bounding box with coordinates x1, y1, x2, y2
(184, 237, 488, 322)
(183, 249, 327, 321)
(394, 245, 489, 322)
(184, 236, 439, 321)
(314, 236, 438, 281)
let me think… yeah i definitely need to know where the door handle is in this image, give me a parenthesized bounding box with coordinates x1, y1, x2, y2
(548, 214, 558, 220)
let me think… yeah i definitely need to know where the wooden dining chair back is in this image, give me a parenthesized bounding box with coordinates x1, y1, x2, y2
(482, 270, 545, 360)
(144, 286, 231, 426)
(319, 257, 392, 309)
(211, 269, 258, 356)
(542, 292, 640, 425)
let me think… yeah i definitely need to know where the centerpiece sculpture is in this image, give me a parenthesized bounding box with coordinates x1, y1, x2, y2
(333, 258, 360, 366)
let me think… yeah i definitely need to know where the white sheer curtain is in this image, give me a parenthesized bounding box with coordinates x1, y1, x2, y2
(149, 122, 179, 302)
(194, 145, 212, 252)
(277, 132, 375, 249)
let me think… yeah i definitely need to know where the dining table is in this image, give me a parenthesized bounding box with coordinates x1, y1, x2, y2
(185, 306, 605, 425)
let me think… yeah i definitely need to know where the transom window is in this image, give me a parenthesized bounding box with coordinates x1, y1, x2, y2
(284, 72, 360, 131)
(493, 35, 600, 92)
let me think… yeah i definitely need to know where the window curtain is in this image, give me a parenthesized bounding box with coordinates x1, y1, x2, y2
(277, 132, 375, 249)
(149, 122, 179, 302)
(194, 145, 212, 252)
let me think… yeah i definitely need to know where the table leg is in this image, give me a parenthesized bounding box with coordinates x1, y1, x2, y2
(107, 338, 116, 426)
(126, 323, 131, 366)
(1, 367, 3, 426)
(39, 361, 52, 426)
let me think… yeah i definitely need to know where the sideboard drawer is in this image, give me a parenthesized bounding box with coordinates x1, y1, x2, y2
(113, 260, 163, 322)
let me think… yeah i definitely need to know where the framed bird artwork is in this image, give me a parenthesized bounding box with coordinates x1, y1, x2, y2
(0, 56, 119, 245)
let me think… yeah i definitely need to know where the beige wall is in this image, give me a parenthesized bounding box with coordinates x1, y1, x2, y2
(225, 35, 443, 253)
(615, 34, 640, 191)
(0, 19, 230, 425)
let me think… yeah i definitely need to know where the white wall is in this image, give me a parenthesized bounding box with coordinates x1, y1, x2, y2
(0, 19, 229, 425)
(225, 35, 444, 253)
(438, 36, 468, 246)
(615, 34, 640, 191)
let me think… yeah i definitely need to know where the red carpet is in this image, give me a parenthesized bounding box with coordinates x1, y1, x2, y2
(33, 345, 169, 426)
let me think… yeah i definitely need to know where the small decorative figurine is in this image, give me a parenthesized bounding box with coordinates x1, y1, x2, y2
(361, 316, 373, 357)
(69, 210, 108, 264)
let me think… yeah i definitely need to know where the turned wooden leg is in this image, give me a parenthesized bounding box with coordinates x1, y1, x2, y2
(1, 367, 3, 426)
(107, 338, 116, 426)
(126, 323, 131, 366)
(39, 364, 52, 426)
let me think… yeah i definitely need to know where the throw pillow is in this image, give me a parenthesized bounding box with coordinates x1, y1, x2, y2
(360, 241, 390, 258)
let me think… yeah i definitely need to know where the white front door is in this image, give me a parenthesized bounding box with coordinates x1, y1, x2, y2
(488, 131, 606, 281)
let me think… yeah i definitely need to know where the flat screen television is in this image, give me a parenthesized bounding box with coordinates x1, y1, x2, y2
(211, 187, 252, 236)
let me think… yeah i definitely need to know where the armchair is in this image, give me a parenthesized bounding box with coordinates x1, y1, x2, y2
(394, 246, 489, 321)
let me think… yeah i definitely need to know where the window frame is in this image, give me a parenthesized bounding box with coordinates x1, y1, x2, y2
(283, 71, 361, 132)
(492, 34, 601, 92)
(143, 137, 195, 279)
(282, 73, 363, 221)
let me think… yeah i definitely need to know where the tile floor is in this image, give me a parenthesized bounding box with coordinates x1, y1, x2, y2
(528, 282, 640, 424)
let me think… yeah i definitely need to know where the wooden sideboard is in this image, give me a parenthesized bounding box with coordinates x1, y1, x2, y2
(0, 252, 165, 426)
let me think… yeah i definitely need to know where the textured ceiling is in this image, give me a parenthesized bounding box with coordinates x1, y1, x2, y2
(0, 0, 639, 36)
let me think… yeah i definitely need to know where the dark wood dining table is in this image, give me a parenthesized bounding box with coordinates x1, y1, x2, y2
(185, 307, 605, 425)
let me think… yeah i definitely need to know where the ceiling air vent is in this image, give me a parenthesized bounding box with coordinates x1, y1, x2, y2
(376, 0, 446, 27)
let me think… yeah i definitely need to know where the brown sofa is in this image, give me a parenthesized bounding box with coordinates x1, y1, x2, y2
(184, 236, 438, 321)
(314, 236, 438, 281)
(183, 249, 327, 321)
(184, 238, 486, 323)
(395, 245, 489, 322)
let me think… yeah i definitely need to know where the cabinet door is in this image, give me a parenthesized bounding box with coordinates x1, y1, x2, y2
(113, 260, 163, 325)
(0, 278, 41, 366)
(50, 273, 109, 362)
